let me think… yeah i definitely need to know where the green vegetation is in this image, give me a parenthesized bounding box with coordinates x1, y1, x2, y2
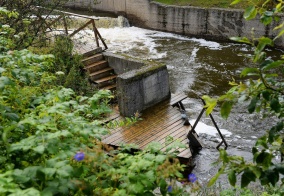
(0, 5, 193, 196)
(154, 0, 246, 8)
(153, 0, 275, 9)
(203, 0, 284, 195)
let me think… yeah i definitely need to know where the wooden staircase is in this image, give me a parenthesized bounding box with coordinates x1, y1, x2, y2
(82, 50, 117, 91)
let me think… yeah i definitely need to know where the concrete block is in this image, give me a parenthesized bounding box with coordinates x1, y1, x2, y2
(117, 64, 170, 117)
(103, 52, 144, 74)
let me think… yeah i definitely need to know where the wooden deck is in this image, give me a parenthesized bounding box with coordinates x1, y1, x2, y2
(102, 93, 193, 159)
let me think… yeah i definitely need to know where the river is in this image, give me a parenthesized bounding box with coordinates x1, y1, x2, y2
(72, 14, 282, 189)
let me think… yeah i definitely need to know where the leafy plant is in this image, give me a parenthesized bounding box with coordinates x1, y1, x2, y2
(204, 0, 284, 193)
(0, 6, 189, 195)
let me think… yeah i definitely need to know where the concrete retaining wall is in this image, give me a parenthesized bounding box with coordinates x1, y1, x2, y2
(65, 0, 284, 47)
(103, 52, 144, 74)
(117, 63, 170, 117)
(100, 52, 170, 117)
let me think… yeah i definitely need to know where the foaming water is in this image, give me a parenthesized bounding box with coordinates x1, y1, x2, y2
(189, 120, 232, 137)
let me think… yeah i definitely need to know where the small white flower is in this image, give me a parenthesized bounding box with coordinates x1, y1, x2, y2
(2, 25, 10, 28)
(55, 71, 65, 75)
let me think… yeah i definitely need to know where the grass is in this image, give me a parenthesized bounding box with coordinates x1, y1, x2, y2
(153, 0, 252, 9)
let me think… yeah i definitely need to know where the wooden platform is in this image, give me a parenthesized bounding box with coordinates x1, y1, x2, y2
(102, 93, 193, 159)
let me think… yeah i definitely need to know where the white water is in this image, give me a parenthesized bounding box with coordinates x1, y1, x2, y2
(190, 120, 232, 137)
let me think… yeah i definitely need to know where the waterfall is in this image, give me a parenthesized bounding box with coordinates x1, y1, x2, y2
(95, 16, 130, 28)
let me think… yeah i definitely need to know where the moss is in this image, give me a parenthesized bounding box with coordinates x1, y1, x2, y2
(134, 62, 165, 77)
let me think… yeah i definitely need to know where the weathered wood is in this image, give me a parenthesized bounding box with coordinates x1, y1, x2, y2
(102, 99, 174, 140)
(103, 93, 194, 160)
(69, 19, 93, 37)
(103, 107, 178, 144)
(91, 19, 100, 48)
(94, 24, 108, 50)
(103, 108, 176, 144)
(170, 92, 187, 106)
(123, 112, 182, 145)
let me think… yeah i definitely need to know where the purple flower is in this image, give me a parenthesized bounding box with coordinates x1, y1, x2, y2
(167, 185, 172, 192)
(188, 173, 197, 183)
(74, 152, 85, 161)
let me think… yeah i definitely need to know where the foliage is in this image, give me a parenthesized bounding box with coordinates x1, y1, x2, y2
(0, 7, 188, 195)
(50, 35, 93, 95)
(154, 0, 253, 9)
(0, 0, 70, 49)
(203, 0, 284, 193)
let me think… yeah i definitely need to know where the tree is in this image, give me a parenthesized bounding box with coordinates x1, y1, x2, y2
(204, 0, 284, 193)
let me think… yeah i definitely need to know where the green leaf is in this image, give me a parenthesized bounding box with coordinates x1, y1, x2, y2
(230, 37, 251, 44)
(244, 6, 257, 20)
(248, 97, 258, 113)
(3, 113, 20, 121)
(260, 59, 273, 68)
(230, 0, 242, 5)
(261, 15, 273, 25)
(260, 169, 279, 186)
(40, 168, 56, 179)
(275, 165, 284, 175)
(228, 170, 236, 186)
(241, 169, 256, 188)
(159, 179, 167, 196)
(256, 37, 273, 52)
(249, 166, 262, 178)
(56, 165, 73, 178)
(255, 151, 273, 169)
(155, 154, 166, 163)
(208, 171, 221, 187)
(202, 95, 217, 115)
(255, 136, 269, 149)
(262, 60, 284, 71)
(274, 29, 284, 40)
(270, 99, 281, 113)
(9, 188, 41, 196)
(0, 67, 6, 74)
(240, 68, 259, 77)
(262, 91, 270, 101)
(220, 149, 229, 163)
(33, 145, 45, 154)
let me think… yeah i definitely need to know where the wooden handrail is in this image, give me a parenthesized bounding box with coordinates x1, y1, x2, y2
(35, 6, 108, 51)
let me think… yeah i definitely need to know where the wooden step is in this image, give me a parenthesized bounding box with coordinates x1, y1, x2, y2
(90, 67, 115, 81)
(85, 60, 108, 73)
(82, 54, 104, 66)
(82, 47, 102, 58)
(90, 67, 114, 77)
(94, 75, 117, 84)
(102, 84, 116, 91)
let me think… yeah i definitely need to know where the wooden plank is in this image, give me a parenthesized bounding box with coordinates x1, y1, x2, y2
(159, 126, 189, 151)
(105, 109, 180, 145)
(105, 108, 179, 144)
(170, 93, 188, 106)
(102, 103, 176, 142)
(126, 113, 182, 145)
(101, 93, 193, 160)
(69, 19, 93, 37)
(159, 125, 188, 145)
(177, 148, 192, 159)
(137, 120, 184, 148)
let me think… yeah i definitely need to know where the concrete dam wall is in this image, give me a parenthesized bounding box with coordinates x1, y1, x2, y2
(65, 0, 284, 47)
